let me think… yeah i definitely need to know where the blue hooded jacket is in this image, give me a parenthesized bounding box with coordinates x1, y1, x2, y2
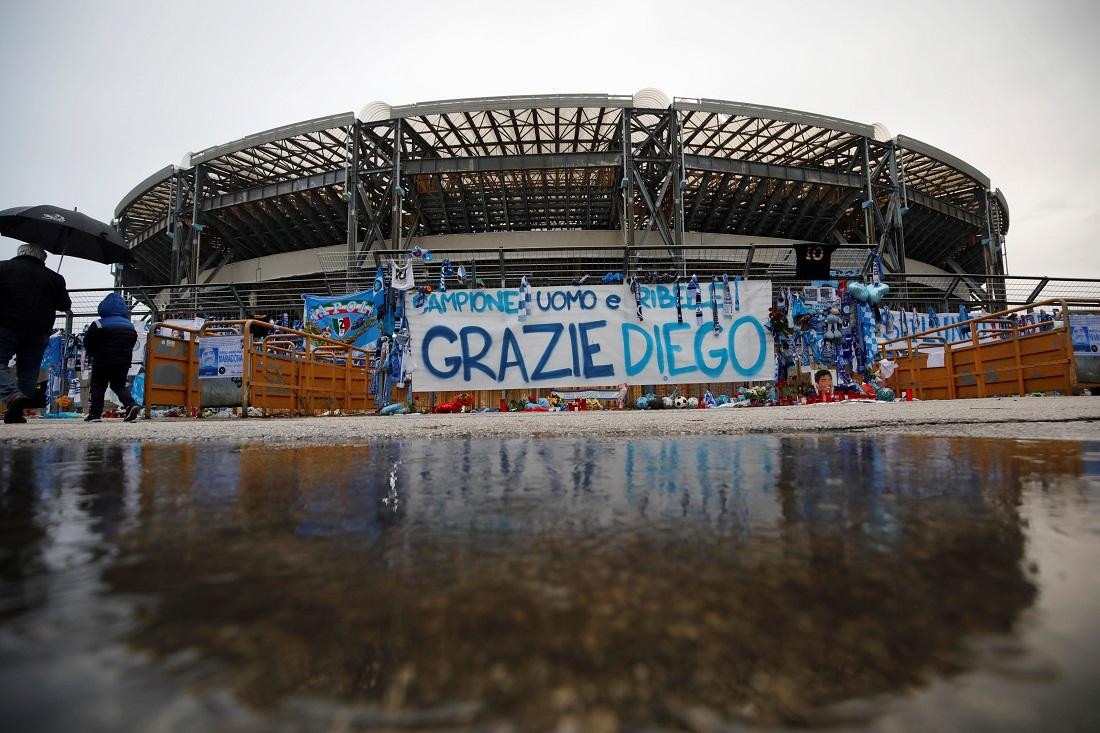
(85, 293, 138, 368)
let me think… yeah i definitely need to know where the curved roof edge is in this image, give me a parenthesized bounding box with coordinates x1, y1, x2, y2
(115, 95, 999, 227)
(191, 112, 355, 166)
(674, 97, 875, 139)
(114, 163, 175, 219)
(895, 134, 991, 189)
(994, 188, 1010, 234)
(389, 93, 633, 119)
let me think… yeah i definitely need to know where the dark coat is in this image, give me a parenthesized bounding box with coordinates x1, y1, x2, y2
(0, 255, 71, 334)
(84, 293, 138, 369)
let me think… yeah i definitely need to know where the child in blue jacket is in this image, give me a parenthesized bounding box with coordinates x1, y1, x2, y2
(83, 293, 140, 422)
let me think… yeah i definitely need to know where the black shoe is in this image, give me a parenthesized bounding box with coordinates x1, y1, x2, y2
(4, 395, 27, 424)
(123, 406, 141, 423)
(84, 414, 102, 423)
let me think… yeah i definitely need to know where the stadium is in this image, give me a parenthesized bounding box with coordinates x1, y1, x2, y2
(113, 89, 1010, 316)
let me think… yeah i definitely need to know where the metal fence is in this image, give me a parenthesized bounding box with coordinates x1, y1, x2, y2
(54, 243, 1100, 337)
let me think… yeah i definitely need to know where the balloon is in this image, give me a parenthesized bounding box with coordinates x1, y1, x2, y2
(848, 282, 870, 302)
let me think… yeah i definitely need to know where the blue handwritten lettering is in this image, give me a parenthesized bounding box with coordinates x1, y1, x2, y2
(656, 285, 677, 309)
(694, 324, 728, 378)
(622, 323, 652, 377)
(421, 325, 460, 378)
(578, 320, 614, 379)
(459, 327, 495, 381)
(523, 323, 571, 381)
(497, 328, 529, 382)
(662, 322, 697, 376)
(728, 316, 767, 376)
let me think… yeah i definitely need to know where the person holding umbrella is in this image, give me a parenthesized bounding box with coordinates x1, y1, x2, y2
(0, 244, 71, 423)
(1, 204, 134, 423)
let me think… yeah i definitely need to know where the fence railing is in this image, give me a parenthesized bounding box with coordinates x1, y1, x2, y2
(50, 243, 1100, 339)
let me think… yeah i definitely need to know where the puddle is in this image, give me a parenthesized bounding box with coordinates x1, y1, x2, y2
(1, 435, 1098, 731)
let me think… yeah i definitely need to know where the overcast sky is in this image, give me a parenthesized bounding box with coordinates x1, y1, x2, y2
(2, 0, 1098, 289)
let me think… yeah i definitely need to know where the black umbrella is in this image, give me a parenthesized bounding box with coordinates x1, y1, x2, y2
(0, 204, 135, 264)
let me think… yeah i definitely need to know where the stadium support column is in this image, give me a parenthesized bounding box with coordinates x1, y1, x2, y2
(625, 104, 680, 268)
(981, 188, 1006, 308)
(354, 119, 399, 269)
(671, 108, 687, 269)
(392, 118, 403, 254)
(168, 168, 187, 286)
(187, 164, 204, 287)
(346, 120, 360, 271)
(621, 113, 634, 274)
(861, 139, 905, 275)
(622, 113, 633, 245)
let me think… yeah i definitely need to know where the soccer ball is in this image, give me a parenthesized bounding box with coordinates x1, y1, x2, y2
(674, 396, 688, 409)
(687, 397, 699, 408)
(662, 396, 673, 409)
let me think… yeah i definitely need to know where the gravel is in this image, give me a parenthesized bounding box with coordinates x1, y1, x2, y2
(3, 396, 1098, 445)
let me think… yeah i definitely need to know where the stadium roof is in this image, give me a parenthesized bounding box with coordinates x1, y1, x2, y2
(116, 93, 1008, 285)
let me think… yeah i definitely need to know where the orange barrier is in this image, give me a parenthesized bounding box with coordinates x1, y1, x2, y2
(144, 320, 386, 416)
(882, 299, 1098, 400)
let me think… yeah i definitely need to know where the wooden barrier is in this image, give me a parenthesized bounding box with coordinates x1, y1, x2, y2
(143, 320, 384, 417)
(882, 299, 1095, 400)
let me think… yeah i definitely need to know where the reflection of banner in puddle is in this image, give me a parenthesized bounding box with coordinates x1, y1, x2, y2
(389, 436, 783, 532)
(408, 283, 773, 391)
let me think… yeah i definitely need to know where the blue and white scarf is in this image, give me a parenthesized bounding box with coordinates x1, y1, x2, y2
(518, 276, 531, 322)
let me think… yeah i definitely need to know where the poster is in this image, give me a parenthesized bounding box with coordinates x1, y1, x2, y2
(302, 290, 381, 349)
(407, 282, 773, 391)
(1070, 315, 1100, 355)
(197, 335, 244, 379)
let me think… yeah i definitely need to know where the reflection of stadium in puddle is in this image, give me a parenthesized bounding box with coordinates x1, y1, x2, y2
(1, 436, 1096, 730)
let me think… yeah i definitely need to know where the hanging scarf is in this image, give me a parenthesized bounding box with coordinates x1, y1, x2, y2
(518, 276, 531, 322)
(688, 274, 702, 326)
(710, 277, 722, 336)
(733, 275, 741, 313)
(722, 274, 735, 317)
(628, 277, 644, 321)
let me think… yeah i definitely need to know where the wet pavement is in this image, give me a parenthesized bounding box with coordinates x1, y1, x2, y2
(2, 395, 1099, 445)
(1, 435, 1098, 731)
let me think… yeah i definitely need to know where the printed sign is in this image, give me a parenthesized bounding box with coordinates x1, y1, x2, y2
(1070, 315, 1100, 355)
(198, 335, 244, 379)
(302, 290, 381, 349)
(407, 282, 773, 391)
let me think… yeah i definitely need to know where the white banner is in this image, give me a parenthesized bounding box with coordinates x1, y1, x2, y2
(408, 282, 773, 391)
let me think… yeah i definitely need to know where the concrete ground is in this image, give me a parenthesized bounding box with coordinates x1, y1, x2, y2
(2, 396, 1098, 445)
